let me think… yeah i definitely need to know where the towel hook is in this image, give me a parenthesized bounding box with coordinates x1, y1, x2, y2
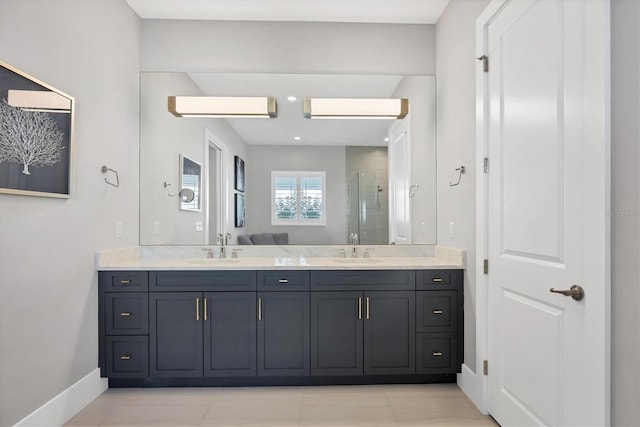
(449, 165, 466, 187)
(409, 184, 419, 198)
(101, 166, 120, 187)
(164, 181, 175, 197)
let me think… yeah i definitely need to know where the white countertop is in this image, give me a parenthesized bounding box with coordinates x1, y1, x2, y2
(96, 245, 465, 271)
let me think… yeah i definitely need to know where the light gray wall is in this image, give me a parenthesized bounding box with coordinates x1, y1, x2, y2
(139, 73, 249, 245)
(246, 145, 346, 244)
(0, 1, 141, 425)
(141, 20, 435, 75)
(611, 0, 640, 425)
(435, 0, 491, 374)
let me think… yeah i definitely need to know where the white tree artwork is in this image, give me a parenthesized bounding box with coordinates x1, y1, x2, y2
(0, 98, 65, 175)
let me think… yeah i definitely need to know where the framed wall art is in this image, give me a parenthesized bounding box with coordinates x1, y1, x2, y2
(234, 155, 245, 192)
(235, 193, 245, 227)
(0, 61, 75, 198)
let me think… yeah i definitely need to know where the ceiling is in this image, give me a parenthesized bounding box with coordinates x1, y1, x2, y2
(125, 0, 449, 24)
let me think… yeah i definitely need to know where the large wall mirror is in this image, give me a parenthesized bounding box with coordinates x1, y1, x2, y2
(139, 72, 436, 246)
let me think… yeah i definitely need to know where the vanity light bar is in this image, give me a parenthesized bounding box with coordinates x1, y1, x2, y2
(303, 98, 408, 119)
(168, 96, 277, 118)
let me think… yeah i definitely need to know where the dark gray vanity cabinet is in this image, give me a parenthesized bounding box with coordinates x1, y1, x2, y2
(310, 271, 416, 376)
(149, 292, 203, 377)
(311, 291, 364, 376)
(99, 268, 463, 385)
(257, 271, 310, 376)
(415, 269, 464, 374)
(99, 271, 149, 378)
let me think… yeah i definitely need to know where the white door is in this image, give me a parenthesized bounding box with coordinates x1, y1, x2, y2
(483, 0, 610, 425)
(388, 118, 411, 244)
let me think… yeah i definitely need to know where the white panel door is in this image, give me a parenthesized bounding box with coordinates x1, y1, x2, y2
(485, 0, 610, 425)
(388, 118, 411, 244)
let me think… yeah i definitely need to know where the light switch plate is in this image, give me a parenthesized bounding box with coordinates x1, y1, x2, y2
(115, 221, 123, 238)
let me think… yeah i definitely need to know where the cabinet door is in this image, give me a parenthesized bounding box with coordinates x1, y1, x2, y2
(311, 291, 363, 376)
(204, 292, 256, 377)
(364, 291, 415, 375)
(258, 292, 310, 376)
(150, 292, 203, 377)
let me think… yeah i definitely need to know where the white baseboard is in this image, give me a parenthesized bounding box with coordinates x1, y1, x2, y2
(13, 368, 108, 427)
(457, 363, 487, 414)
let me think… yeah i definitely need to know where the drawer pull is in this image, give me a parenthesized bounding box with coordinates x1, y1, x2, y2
(120, 354, 132, 360)
(366, 297, 370, 320)
(433, 310, 444, 314)
(358, 297, 362, 320)
(120, 280, 132, 285)
(432, 352, 443, 357)
(432, 278, 443, 283)
(196, 298, 200, 321)
(204, 298, 207, 321)
(258, 298, 262, 321)
(119, 312, 132, 317)
(278, 279, 289, 284)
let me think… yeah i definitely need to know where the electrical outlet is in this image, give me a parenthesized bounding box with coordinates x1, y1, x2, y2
(448, 221, 455, 240)
(153, 221, 161, 235)
(115, 221, 123, 238)
(195, 221, 203, 232)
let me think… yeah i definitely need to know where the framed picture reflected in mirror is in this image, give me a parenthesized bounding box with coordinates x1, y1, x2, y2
(235, 193, 245, 227)
(234, 155, 245, 192)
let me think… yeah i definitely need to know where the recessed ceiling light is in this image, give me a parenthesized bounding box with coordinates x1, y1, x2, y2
(287, 96, 297, 102)
(384, 137, 390, 142)
(293, 136, 301, 141)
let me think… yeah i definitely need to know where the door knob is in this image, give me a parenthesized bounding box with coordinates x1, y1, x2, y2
(549, 285, 584, 301)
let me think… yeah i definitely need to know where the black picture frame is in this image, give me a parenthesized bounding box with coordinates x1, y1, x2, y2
(234, 155, 245, 192)
(0, 61, 75, 198)
(235, 193, 245, 227)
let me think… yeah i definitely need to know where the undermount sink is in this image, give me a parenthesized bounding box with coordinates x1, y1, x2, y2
(333, 258, 384, 264)
(188, 258, 241, 265)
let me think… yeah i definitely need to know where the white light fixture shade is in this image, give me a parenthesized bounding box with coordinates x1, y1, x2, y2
(168, 96, 277, 118)
(303, 98, 408, 119)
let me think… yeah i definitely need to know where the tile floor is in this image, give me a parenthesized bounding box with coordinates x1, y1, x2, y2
(64, 383, 498, 426)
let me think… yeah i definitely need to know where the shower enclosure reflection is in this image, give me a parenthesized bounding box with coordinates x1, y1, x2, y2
(347, 171, 389, 245)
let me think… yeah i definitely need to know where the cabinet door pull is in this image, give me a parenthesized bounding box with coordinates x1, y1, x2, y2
(196, 297, 200, 321)
(258, 298, 262, 321)
(432, 278, 443, 283)
(433, 310, 444, 314)
(204, 298, 207, 321)
(358, 297, 362, 320)
(119, 312, 132, 317)
(120, 354, 132, 360)
(120, 279, 132, 285)
(366, 297, 370, 320)
(432, 352, 443, 357)
(278, 279, 289, 284)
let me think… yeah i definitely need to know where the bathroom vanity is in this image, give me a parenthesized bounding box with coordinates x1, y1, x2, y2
(97, 247, 463, 387)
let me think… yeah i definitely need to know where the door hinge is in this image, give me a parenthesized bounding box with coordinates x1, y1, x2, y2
(483, 157, 489, 173)
(483, 259, 489, 274)
(477, 54, 489, 72)
(483, 360, 489, 376)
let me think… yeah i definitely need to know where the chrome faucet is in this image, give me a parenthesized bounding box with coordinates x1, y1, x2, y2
(201, 248, 214, 259)
(217, 233, 227, 258)
(349, 233, 359, 258)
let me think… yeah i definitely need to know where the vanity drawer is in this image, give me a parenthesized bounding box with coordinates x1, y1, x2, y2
(310, 270, 415, 291)
(106, 336, 149, 378)
(100, 271, 149, 291)
(149, 270, 256, 291)
(416, 291, 457, 333)
(416, 270, 462, 290)
(105, 293, 149, 335)
(416, 333, 458, 374)
(257, 271, 310, 291)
